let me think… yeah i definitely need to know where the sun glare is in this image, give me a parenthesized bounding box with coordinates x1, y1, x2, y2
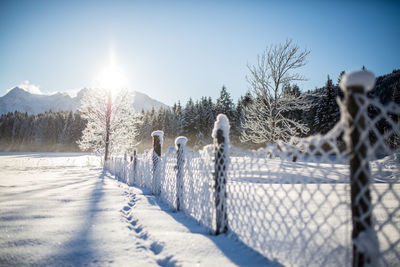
(94, 50, 129, 92)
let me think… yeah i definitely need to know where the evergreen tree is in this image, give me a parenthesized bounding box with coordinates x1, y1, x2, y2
(0, 110, 87, 151)
(314, 75, 340, 134)
(216, 86, 242, 142)
(337, 71, 345, 86)
(181, 98, 198, 139)
(215, 85, 235, 120)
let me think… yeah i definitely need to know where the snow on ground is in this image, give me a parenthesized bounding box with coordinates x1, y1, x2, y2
(228, 154, 400, 266)
(106, 150, 400, 266)
(0, 153, 277, 266)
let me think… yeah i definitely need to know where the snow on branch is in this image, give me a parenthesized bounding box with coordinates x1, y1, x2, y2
(241, 40, 311, 144)
(78, 89, 140, 160)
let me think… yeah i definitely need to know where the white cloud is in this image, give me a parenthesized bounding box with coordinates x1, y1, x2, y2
(17, 80, 42, 95)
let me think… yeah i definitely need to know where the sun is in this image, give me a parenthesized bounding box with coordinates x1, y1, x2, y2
(96, 64, 128, 91)
(94, 50, 129, 92)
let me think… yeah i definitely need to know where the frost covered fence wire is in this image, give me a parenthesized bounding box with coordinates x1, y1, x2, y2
(342, 72, 400, 267)
(152, 130, 163, 195)
(128, 148, 137, 186)
(213, 115, 229, 235)
(104, 70, 400, 267)
(175, 136, 187, 211)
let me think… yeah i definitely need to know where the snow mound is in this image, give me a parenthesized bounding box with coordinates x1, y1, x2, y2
(175, 136, 188, 149)
(212, 114, 230, 142)
(151, 130, 164, 145)
(340, 70, 375, 91)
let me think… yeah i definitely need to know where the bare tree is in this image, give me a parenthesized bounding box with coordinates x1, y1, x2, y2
(78, 89, 140, 161)
(241, 39, 311, 144)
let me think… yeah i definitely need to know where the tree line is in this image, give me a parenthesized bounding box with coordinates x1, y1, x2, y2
(134, 69, 399, 151)
(0, 110, 86, 152)
(136, 79, 337, 150)
(0, 73, 398, 153)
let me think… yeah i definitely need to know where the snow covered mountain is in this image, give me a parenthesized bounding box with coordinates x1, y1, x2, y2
(0, 87, 168, 114)
(131, 90, 168, 112)
(0, 87, 79, 114)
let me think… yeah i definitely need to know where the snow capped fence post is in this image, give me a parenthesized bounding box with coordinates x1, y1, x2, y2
(212, 114, 230, 235)
(130, 148, 138, 186)
(175, 136, 187, 211)
(341, 70, 379, 267)
(124, 151, 128, 183)
(151, 130, 164, 195)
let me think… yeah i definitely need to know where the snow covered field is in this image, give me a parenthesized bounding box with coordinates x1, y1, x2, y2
(108, 149, 400, 266)
(0, 153, 275, 266)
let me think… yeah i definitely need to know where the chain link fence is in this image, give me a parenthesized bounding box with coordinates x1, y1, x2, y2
(105, 71, 399, 266)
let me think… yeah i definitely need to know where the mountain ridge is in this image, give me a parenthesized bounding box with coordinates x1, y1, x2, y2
(0, 87, 168, 114)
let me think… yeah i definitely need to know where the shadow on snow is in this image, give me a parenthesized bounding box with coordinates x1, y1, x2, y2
(136, 187, 283, 267)
(39, 170, 107, 266)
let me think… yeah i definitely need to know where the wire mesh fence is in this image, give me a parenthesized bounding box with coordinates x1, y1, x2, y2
(105, 71, 399, 266)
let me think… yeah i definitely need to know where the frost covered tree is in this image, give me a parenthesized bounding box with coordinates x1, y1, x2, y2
(78, 89, 140, 161)
(199, 96, 215, 137)
(182, 98, 199, 137)
(241, 39, 311, 144)
(216, 86, 235, 119)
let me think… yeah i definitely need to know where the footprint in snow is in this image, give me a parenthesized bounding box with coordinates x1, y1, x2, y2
(134, 226, 143, 234)
(138, 233, 148, 240)
(157, 256, 178, 267)
(150, 242, 164, 255)
(122, 205, 131, 212)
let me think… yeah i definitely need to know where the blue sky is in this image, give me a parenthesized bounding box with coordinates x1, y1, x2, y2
(0, 0, 399, 105)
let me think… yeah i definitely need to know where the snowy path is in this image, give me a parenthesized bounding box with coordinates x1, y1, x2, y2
(0, 153, 275, 266)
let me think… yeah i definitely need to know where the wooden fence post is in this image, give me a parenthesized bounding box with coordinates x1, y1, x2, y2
(124, 151, 128, 183)
(175, 136, 187, 211)
(131, 148, 137, 186)
(151, 130, 164, 195)
(212, 114, 230, 235)
(341, 70, 379, 267)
